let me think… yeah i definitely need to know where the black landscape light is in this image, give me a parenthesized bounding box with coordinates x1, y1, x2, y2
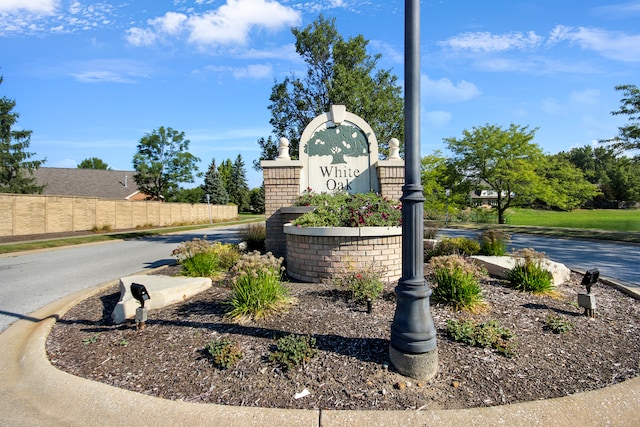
(578, 269, 599, 318)
(131, 283, 150, 330)
(581, 269, 600, 294)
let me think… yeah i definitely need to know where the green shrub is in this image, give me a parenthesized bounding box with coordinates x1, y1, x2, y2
(206, 338, 243, 369)
(427, 237, 480, 259)
(446, 319, 515, 357)
(180, 252, 219, 277)
(292, 191, 401, 227)
(332, 262, 385, 303)
(478, 229, 510, 256)
(269, 334, 317, 369)
(508, 248, 554, 294)
(545, 314, 575, 334)
(226, 251, 290, 321)
(430, 255, 486, 312)
(240, 222, 266, 252)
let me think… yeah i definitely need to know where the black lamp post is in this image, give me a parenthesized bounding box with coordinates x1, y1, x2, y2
(389, 0, 438, 380)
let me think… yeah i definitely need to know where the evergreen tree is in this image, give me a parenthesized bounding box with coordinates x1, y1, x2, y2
(201, 158, 229, 204)
(248, 185, 265, 214)
(0, 76, 45, 193)
(228, 154, 250, 211)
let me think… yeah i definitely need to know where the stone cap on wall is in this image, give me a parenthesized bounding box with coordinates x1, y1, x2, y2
(284, 223, 402, 237)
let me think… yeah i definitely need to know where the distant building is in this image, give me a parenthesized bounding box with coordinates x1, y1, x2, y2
(33, 167, 149, 200)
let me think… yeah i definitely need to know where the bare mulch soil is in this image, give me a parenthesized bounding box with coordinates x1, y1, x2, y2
(46, 265, 640, 411)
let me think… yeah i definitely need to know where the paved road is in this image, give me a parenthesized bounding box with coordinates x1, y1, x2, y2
(1, 226, 638, 333)
(0, 226, 244, 333)
(439, 228, 640, 287)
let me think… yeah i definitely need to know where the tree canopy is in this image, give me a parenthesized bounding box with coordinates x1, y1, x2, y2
(445, 124, 545, 224)
(132, 126, 200, 201)
(77, 157, 110, 170)
(602, 84, 640, 152)
(0, 76, 45, 193)
(256, 15, 404, 168)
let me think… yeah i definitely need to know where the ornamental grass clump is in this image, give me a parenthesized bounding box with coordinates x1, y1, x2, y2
(239, 222, 266, 252)
(430, 255, 487, 313)
(508, 248, 555, 294)
(292, 191, 401, 227)
(426, 237, 481, 260)
(479, 229, 511, 256)
(226, 251, 291, 322)
(171, 238, 240, 278)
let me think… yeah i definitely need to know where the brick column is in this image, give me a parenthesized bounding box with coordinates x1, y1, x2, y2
(377, 160, 405, 201)
(261, 160, 303, 258)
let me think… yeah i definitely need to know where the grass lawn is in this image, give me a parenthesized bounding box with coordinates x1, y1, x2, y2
(506, 208, 640, 232)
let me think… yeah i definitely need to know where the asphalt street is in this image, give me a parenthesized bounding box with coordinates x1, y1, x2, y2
(1, 225, 638, 333)
(0, 226, 244, 332)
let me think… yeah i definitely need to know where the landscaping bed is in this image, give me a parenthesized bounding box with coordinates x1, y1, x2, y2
(46, 265, 640, 411)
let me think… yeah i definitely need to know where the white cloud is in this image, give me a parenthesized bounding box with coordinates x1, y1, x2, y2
(204, 63, 273, 79)
(423, 75, 481, 103)
(126, 27, 157, 46)
(126, 0, 300, 49)
(150, 11, 187, 36)
(424, 110, 452, 128)
(67, 59, 150, 84)
(569, 88, 600, 106)
(438, 31, 543, 52)
(187, 0, 300, 47)
(546, 25, 640, 62)
(0, 0, 58, 14)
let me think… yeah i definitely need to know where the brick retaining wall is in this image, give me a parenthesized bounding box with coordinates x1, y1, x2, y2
(284, 225, 402, 284)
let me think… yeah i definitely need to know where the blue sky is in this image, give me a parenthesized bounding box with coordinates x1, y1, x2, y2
(1, 0, 639, 189)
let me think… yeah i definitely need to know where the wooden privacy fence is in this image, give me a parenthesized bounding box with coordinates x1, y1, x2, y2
(0, 193, 238, 237)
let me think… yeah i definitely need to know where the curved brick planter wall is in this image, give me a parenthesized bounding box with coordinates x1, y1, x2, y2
(283, 224, 402, 284)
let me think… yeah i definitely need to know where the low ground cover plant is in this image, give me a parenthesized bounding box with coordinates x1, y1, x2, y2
(544, 314, 575, 334)
(508, 248, 555, 294)
(268, 334, 317, 369)
(429, 255, 486, 312)
(206, 337, 243, 370)
(292, 190, 401, 227)
(446, 319, 515, 357)
(226, 251, 290, 322)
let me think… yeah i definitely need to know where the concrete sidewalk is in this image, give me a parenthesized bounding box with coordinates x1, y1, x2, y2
(1, 279, 640, 426)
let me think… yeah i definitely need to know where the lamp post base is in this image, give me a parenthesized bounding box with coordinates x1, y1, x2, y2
(389, 344, 438, 380)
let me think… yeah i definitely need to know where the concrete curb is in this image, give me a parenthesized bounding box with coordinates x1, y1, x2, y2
(1, 279, 639, 426)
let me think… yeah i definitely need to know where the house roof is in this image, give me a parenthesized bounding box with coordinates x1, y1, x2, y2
(33, 167, 143, 200)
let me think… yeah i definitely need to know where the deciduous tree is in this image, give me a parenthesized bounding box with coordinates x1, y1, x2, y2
(77, 157, 110, 170)
(445, 124, 544, 224)
(0, 76, 45, 193)
(602, 84, 640, 152)
(256, 15, 404, 168)
(132, 126, 200, 201)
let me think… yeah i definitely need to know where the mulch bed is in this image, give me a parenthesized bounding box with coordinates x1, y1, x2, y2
(46, 265, 640, 411)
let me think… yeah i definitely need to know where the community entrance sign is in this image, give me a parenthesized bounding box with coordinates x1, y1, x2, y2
(299, 105, 379, 194)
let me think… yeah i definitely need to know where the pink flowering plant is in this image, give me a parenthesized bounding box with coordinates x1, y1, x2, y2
(292, 190, 401, 227)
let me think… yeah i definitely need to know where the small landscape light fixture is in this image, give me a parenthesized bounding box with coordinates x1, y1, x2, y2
(131, 283, 150, 330)
(578, 269, 599, 318)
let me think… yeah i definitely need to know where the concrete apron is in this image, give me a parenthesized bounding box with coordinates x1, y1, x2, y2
(1, 279, 639, 427)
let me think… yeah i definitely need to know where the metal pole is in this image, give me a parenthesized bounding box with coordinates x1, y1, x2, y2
(389, 0, 438, 380)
